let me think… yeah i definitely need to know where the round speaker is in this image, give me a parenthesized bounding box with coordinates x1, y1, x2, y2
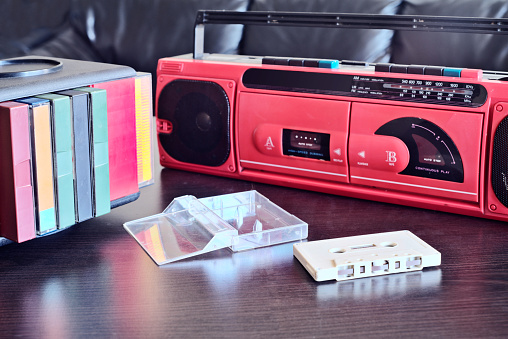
(158, 79, 230, 167)
(492, 115, 508, 207)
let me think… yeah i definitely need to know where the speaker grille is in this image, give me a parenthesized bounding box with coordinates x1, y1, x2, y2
(158, 79, 230, 167)
(492, 115, 508, 207)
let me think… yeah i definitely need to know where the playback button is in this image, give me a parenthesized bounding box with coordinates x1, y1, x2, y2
(262, 57, 291, 66)
(460, 68, 483, 81)
(375, 63, 392, 72)
(390, 64, 409, 73)
(262, 57, 339, 69)
(424, 66, 444, 76)
(376, 63, 478, 80)
(408, 65, 425, 75)
(318, 59, 339, 69)
(443, 68, 461, 77)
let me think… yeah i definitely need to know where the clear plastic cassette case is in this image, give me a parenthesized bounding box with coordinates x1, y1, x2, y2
(124, 190, 308, 265)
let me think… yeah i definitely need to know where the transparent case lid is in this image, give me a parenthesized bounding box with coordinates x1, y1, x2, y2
(198, 190, 308, 252)
(123, 195, 238, 265)
(124, 191, 308, 265)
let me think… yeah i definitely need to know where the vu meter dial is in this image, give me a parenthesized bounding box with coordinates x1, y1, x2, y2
(375, 117, 464, 182)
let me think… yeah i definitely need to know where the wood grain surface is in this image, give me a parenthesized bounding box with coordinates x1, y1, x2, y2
(1, 161, 508, 338)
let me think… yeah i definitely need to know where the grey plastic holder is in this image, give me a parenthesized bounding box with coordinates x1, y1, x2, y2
(123, 190, 308, 265)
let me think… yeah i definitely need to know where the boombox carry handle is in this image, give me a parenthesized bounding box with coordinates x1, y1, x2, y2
(193, 10, 508, 59)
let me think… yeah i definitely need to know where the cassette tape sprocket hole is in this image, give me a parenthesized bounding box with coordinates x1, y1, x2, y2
(329, 248, 346, 254)
(380, 242, 398, 247)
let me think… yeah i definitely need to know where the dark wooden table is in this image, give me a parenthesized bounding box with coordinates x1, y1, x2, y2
(2, 160, 508, 338)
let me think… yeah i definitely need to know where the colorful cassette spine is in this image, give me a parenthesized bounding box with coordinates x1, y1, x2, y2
(135, 72, 154, 188)
(36, 94, 77, 229)
(75, 87, 111, 217)
(91, 78, 139, 206)
(0, 102, 36, 242)
(57, 90, 93, 223)
(16, 97, 57, 235)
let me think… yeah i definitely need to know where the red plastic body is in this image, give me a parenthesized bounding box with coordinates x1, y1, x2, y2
(156, 55, 508, 222)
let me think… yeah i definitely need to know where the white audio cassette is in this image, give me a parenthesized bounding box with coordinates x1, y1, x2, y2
(293, 230, 441, 282)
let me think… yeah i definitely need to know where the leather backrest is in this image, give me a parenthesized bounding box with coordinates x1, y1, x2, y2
(0, 0, 71, 59)
(241, 0, 403, 63)
(391, 0, 508, 71)
(70, 0, 250, 73)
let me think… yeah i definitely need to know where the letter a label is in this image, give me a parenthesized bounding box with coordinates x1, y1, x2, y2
(265, 136, 275, 149)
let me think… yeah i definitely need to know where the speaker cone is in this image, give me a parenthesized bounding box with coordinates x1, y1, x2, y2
(492, 115, 508, 207)
(158, 79, 230, 166)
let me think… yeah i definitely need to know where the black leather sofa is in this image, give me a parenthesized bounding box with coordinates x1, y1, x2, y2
(3, 0, 508, 79)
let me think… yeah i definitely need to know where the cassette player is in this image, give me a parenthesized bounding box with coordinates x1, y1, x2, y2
(156, 11, 508, 222)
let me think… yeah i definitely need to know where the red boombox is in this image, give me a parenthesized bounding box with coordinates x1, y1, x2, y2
(156, 11, 508, 222)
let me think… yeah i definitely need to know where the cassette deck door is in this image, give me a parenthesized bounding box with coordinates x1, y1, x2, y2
(349, 102, 483, 202)
(237, 93, 350, 183)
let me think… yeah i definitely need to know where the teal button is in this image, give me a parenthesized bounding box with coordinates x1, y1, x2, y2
(318, 59, 339, 69)
(443, 68, 462, 77)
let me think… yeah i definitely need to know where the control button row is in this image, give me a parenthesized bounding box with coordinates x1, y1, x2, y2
(262, 57, 339, 69)
(340, 60, 369, 67)
(375, 63, 482, 80)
